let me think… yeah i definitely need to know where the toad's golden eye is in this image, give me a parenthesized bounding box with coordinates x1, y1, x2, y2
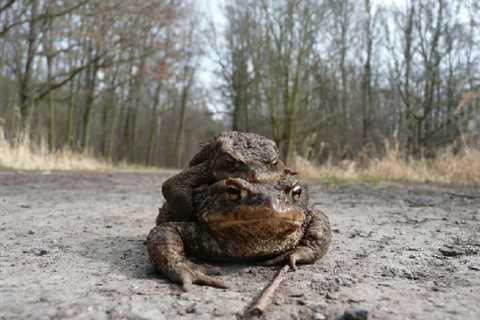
(226, 186, 243, 201)
(224, 154, 236, 164)
(290, 185, 302, 201)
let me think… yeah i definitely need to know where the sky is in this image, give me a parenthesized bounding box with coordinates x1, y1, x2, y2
(197, 0, 407, 21)
(195, 0, 407, 109)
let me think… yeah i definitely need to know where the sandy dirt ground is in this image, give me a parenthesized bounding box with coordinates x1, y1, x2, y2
(1, 171, 479, 320)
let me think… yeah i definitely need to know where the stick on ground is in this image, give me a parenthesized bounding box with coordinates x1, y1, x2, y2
(251, 265, 290, 315)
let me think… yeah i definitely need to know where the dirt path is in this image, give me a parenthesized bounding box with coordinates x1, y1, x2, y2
(1, 171, 479, 320)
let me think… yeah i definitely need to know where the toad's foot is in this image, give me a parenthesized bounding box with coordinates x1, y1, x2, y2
(147, 223, 229, 291)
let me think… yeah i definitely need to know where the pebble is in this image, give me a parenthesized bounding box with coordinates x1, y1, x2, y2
(313, 312, 326, 320)
(337, 307, 368, 320)
(290, 291, 305, 298)
(176, 309, 186, 316)
(311, 302, 328, 311)
(468, 265, 480, 271)
(297, 299, 307, 305)
(439, 247, 463, 257)
(212, 308, 224, 317)
(33, 249, 49, 256)
(325, 293, 337, 300)
(185, 304, 197, 314)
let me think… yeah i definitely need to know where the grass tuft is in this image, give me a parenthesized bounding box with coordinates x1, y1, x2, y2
(294, 143, 480, 185)
(0, 127, 155, 172)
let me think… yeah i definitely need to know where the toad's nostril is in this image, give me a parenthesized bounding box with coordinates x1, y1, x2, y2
(254, 193, 280, 210)
(247, 171, 257, 182)
(269, 197, 281, 211)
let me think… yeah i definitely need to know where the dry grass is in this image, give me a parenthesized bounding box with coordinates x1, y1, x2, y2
(294, 144, 480, 185)
(0, 128, 155, 172)
(2, 125, 478, 185)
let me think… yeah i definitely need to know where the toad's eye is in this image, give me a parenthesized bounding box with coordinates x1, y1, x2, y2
(226, 186, 245, 202)
(224, 154, 236, 164)
(290, 185, 302, 201)
(271, 157, 279, 166)
(223, 154, 245, 169)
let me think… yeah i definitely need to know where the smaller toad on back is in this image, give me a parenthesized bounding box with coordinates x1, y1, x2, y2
(160, 131, 294, 222)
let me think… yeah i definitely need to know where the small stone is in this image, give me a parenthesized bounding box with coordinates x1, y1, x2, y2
(313, 312, 326, 320)
(311, 303, 327, 312)
(65, 309, 75, 317)
(431, 286, 441, 292)
(20, 204, 31, 208)
(468, 265, 480, 271)
(241, 268, 254, 275)
(439, 247, 463, 257)
(290, 291, 305, 298)
(33, 249, 48, 256)
(347, 298, 366, 303)
(176, 309, 186, 316)
(212, 308, 224, 317)
(185, 304, 197, 314)
(338, 307, 368, 320)
(325, 293, 337, 300)
(27, 230, 35, 235)
(296, 299, 307, 305)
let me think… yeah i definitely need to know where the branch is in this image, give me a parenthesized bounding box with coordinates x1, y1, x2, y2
(0, 0, 91, 37)
(446, 192, 480, 200)
(0, 0, 15, 15)
(250, 265, 290, 315)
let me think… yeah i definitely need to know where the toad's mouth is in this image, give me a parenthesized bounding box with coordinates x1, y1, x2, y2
(202, 206, 306, 259)
(203, 205, 305, 230)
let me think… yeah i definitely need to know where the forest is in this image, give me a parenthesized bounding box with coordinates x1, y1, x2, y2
(0, 0, 479, 168)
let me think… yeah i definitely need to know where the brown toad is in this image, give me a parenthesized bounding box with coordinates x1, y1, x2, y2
(159, 131, 294, 223)
(147, 176, 331, 290)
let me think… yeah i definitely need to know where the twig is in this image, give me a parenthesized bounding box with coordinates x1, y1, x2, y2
(250, 265, 290, 315)
(446, 192, 480, 200)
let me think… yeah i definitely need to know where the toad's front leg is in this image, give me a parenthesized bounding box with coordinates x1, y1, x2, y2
(147, 222, 228, 291)
(263, 209, 331, 269)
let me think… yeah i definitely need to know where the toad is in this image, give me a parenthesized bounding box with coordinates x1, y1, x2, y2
(158, 131, 294, 223)
(147, 176, 331, 290)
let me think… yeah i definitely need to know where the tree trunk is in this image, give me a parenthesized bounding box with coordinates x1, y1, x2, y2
(81, 53, 98, 153)
(17, 0, 39, 134)
(361, 0, 373, 148)
(173, 66, 194, 167)
(45, 3, 55, 151)
(145, 81, 163, 165)
(66, 79, 77, 150)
